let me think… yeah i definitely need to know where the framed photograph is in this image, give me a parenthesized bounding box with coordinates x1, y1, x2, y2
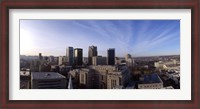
(1, 0, 199, 108)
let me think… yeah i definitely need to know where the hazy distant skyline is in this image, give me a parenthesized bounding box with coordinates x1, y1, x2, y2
(20, 20, 180, 57)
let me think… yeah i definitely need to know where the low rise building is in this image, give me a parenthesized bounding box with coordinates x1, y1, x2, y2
(20, 69, 31, 89)
(138, 73, 163, 89)
(92, 56, 107, 66)
(31, 72, 66, 89)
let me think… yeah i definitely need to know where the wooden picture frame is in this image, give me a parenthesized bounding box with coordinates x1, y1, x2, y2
(0, 0, 199, 109)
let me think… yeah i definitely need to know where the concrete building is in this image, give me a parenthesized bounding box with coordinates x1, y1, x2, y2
(88, 46, 98, 65)
(92, 56, 107, 66)
(90, 65, 118, 73)
(107, 66, 132, 89)
(125, 54, 132, 61)
(20, 69, 31, 89)
(59, 65, 71, 77)
(138, 73, 163, 89)
(126, 58, 135, 67)
(125, 54, 135, 67)
(31, 72, 66, 89)
(107, 48, 115, 65)
(89, 65, 131, 89)
(49, 56, 55, 63)
(30, 59, 40, 72)
(154, 60, 180, 70)
(74, 48, 83, 66)
(68, 69, 80, 89)
(115, 57, 120, 65)
(107, 71, 123, 89)
(79, 68, 96, 88)
(58, 56, 67, 65)
(66, 47, 74, 66)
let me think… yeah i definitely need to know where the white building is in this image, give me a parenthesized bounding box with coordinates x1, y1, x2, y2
(126, 58, 135, 67)
(58, 56, 67, 65)
(125, 54, 135, 67)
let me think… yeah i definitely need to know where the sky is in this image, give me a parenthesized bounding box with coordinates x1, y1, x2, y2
(20, 20, 180, 57)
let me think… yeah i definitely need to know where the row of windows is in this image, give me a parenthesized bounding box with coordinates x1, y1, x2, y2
(111, 79, 117, 88)
(139, 84, 162, 88)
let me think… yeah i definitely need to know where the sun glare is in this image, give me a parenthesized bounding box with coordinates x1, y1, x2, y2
(20, 29, 34, 55)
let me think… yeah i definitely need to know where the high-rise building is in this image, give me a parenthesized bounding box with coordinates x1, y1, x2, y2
(66, 47, 74, 66)
(74, 48, 83, 66)
(107, 48, 115, 65)
(88, 46, 98, 65)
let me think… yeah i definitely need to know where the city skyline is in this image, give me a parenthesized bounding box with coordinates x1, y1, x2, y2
(20, 20, 180, 57)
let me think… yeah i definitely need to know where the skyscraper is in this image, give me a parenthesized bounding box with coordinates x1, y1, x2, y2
(74, 48, 83, 66)
(88, 46, 98, 65)
(107, 48, 115, 65)
(66, 47, 74, 66)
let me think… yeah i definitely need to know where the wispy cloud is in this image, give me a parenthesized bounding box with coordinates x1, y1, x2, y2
(20, 20, 180, 57)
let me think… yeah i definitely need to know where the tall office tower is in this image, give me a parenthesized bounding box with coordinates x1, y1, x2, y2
(66, 47, 74, 66)
(107, 48, 115, 65)
(74, 48, 83, 66)
(88, 46, 98, 65)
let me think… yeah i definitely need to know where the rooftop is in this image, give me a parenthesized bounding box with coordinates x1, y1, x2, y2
(139, 73, 162, 84)
(31, 72, 66, 80)
(20, 71, 30, 76)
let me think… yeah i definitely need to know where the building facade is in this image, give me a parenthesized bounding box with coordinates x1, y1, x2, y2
(66, 47, 74, 66)
(79, 68, 96, 88)
(31, 72, 66, 89)
(58, 56, 67, 65)
(107, 48, 115, 65)
(92, 56, 107, 66)
(74, 48, 83, 66)
(107, 72, 123, 89)
(88, 46, 98, 65)
(138, 73, 163, 89)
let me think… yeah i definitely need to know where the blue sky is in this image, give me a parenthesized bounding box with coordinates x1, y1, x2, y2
(20, 20, 180, 57)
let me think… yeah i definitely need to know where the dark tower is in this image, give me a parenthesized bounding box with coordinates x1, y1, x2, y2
(74, 48, 83, 66)
(107, 48, 115, 65)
